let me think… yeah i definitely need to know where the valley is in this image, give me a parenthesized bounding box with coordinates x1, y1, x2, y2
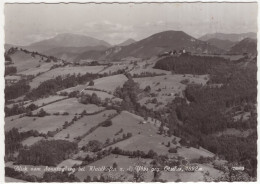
(4, 30, 257, 182)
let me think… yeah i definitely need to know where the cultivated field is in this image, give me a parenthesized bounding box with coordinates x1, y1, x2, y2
(177, 147, 215, 160)
(54, 110, 117, 141)
(129, 58, 171, 75)
(80, 111, 173, 154)
(130, 67, 170, 75)
(29, 65, 105, 88)
(82, 90, 122, 102)
(24, 95, 67, 108)
(5, 177, 27, 183)
(5, 75, 21, 81)
(58, 87, 122, 102)
(57, 84, 88, 94)
(9, 50, 42, 72)
(213, 128, 254, 137)
(21, 136, 44, 147)
(86, 74, 128, 93)
(135, 74, 208, 109)
(32, 98, 104, 115)
(99, 64, 130, 74)
(18, 62, 54, 76)
(5, 115, 75, 134)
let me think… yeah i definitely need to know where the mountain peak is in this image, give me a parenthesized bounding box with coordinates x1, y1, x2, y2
(79, 30, 224, 60)
(117, 38, 136, 46)
(28, 33, 111, 52)
(199, 32, 257, 42)
(54, 33, 92, 39)
(229, 37, 257, 55)
(152, 30, 190, 37)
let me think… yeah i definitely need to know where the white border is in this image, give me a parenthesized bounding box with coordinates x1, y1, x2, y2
(0, 1, 258, 184)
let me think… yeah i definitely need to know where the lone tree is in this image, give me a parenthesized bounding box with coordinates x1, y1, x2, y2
(38, 108, 47, 117)
(112, 162, 118, 169)
(89, 80, 94, 86)
(144, 85, 151, 93)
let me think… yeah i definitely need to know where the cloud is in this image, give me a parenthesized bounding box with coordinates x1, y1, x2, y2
(76, 21, 137, 44)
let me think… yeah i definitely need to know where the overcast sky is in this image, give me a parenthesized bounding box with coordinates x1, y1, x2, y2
(5, 3, 258, 45)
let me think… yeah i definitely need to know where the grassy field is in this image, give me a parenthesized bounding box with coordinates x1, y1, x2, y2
(57, 84, 88, 94)
(159, 163, 223, 182)
(192, 53, 244, 61)
(129, 58, 171, 75)
(213, 128, 254, 137)
(130, 67, 170, 75)
(108, 134, 173, 155)
(29, 65, 105, 89)
(80, 110, 214, 159)
(32, 98, 104, 115)
(5, 75, 21, 81)
(82, 90, 122, 103)
(159, 169, 204, 182)
(135, 74, 208, 109)
(5, 177, 27, 183)
(58, 87, 122, 102)
(74, 154, 152, 181)
(80, 111, 173, 154)
(57, 159, 82, 168)
(6, 100, 32, 109)
(5, 115, 75, 134)
(86, 74, 128, 93)
(7, 95, 66, 109)
(99, 64, 130, 74)
(24, 95, 67, 108)
(9, 50, 42, 72)
(18, 62, 54, 76)
(54, 110, 117, 141)
(177, 147, 215, 160)
(21, 136, 44, 147)
(5, 162, 47, 178)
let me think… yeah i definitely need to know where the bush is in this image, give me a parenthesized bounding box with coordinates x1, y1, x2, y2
(5, 66, 17, 76)
(82, 140, 103, 152)
(89, 80, 94, 86)
(102, 120, 112, 127)
(37, 108, 48, 117)
(168, 147, 177, 153)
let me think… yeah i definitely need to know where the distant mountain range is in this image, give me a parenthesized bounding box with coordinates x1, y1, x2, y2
(205, 38, 236, 51)
(6, 31, 257, 62)
(228, 38, 257, 55)
(42, 45, 108, 62)
(199, 32, 256, 42)
(75, 30, 224, 61)
(24, 33, 111, 53)
(5, 33, 112, 62)
(117, 39, 136, 46)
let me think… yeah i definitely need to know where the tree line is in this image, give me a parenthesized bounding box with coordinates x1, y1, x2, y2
(17, 140, 77, 166)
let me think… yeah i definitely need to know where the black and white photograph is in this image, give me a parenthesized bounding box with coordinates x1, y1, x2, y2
(2, 1, 258, 182)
